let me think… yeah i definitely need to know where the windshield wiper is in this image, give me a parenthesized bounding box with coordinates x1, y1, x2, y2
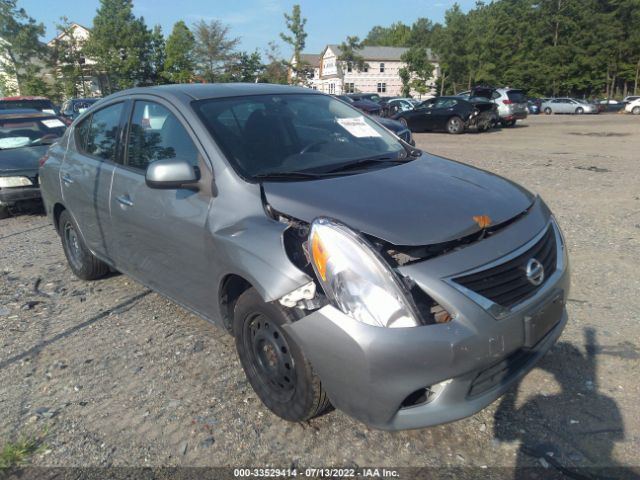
(252, 171, 325, 180)
(322, 154, 412, 174)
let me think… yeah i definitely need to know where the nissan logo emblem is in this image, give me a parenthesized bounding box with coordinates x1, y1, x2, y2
(526, 258, 545, 286)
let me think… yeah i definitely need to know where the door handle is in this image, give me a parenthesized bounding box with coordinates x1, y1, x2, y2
(62, 173, 74, 185)
(116, 195, 134, 207)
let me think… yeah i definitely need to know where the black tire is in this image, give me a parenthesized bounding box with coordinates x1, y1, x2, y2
(233, 288, 331, 422)
(0, 205, 9, 220)
(501, 119, 516, 128)
(544, 107, 552, 115)
(576, 107, 584, 115)
(59, 210, 109, 280)
(632, 106, 640, 115)
(398, 117, 409, 129)
(446, 116, 464, 134)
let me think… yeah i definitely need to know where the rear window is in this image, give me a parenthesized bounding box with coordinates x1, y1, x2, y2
(507, 90, 527, 103)
(0, 100, 56, 113)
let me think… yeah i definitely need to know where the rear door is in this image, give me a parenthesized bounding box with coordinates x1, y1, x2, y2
(108, 97, 214, 315)
(506, 90, 528, 115)
(59, 101, 125, 261)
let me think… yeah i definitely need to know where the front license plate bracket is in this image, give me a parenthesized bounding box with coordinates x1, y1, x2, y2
(523, 294, 564, 348)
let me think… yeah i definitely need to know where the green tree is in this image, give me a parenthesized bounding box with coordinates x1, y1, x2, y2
(192, 19, 240, 82)
(145, 25, 166, 85)
(85, 0, 153, 93)
(337, 36, 368, 72)
(162, 21, 195, 84)
(401, 46, 435, 97)
(280, 4, 308, 83)
(262, 41, 288, 84)
(0, 0, 47, 95)
(362, 22, 411, 47)
(223, 50, 264, 82)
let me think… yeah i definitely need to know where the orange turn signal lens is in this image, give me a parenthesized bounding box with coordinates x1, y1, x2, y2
(311, 231, 329, 281)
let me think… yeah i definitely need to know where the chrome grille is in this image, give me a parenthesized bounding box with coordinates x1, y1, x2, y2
(452, 226, 557, 308)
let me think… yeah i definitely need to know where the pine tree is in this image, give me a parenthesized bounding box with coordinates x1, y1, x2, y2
(280, 4, 307, 83)
(163, 21, 195, 84)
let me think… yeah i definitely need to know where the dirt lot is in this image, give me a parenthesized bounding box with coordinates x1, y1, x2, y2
(1, 114, 639, 475)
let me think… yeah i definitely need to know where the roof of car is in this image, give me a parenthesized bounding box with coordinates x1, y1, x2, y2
(110, 83, 318, 101)
(0, 109, 56, 119)
(0, 96, 51, 101)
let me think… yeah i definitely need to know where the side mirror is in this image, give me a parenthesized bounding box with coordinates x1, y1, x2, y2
(145, 158, 200, 190)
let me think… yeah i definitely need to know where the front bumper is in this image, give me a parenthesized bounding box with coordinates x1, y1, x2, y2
(0, 186, 41, 207)
(285, 199, 569, 430)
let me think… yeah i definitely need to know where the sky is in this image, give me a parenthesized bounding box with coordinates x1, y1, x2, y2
(21, 0, 476, 56)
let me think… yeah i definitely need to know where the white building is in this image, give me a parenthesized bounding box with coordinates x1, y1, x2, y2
(291, 44, 439, 98)
(47, 23, 102, 98)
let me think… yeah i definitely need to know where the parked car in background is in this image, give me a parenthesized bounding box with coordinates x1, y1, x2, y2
(527, 98, 541, 114)
(541, 98, 599, 115)
(336, 95, 382, 115)
(459, 87, 528, 127)
(0, 109, 66, 218)
(597, 99, 625, 113)
(625, 98, 640, 115)
(347, 93, 383, 104)
(622, 95, 640, 104)
(393, 96, 496, 134)
(60, 98, 100, 125)
(0, 96, 59, 116)
(39, 84, 569, 430)
(382, 97, 421, 117)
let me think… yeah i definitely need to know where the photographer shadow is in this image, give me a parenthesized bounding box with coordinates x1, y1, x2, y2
(494, 328, 637, 479)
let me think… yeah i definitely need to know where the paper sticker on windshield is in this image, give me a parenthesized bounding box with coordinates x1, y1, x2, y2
(337, 117, 381, 138)
(41, 119, 65, 128)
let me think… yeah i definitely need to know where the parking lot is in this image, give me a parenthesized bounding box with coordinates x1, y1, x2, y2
(0, 114, 638, 474)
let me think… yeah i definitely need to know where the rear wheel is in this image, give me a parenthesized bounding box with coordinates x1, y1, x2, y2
(0, 205, 9, 220)
(446, 116, 464, 134)
(59, 210, 109, 280)
(544, 107, 552, 115)
(398, 117, 409, 128)
(576, 107, 584, 114)
(501, 119, 516, 127)
(632, 106, 640, 115)
(233, 288, 331, 422)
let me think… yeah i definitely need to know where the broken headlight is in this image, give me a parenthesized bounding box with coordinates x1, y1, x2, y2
(308, 218, 420, 328)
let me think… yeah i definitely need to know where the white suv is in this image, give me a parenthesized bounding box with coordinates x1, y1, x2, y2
(459, 87, 528, 127)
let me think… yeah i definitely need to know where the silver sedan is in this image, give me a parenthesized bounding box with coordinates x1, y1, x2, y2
(542, 98, 599, 114)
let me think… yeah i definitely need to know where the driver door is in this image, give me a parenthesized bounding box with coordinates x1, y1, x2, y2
(108, 98, 215, 316)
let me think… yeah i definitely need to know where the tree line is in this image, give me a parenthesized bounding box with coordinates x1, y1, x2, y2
(361, 0, 640, 98)
(2, 0, 638, 101)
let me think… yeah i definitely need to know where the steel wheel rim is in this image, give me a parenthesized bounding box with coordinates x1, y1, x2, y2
(449, 118, 462, 133)
(244, 312, 297, 402)
(64, 222, 83, 269)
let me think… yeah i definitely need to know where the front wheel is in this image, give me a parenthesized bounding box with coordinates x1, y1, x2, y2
(59, 210, 109, 280)
(233, 288, 331, 422)
(632, 106, 640, 115)
(398, 117, 409, 128)
(544, 107, 552, 115)
(446, 116, 464, 134)
(576, 107, 584, 114)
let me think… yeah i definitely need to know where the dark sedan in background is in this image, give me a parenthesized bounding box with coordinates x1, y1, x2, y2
(392, 96, 497, 134)
(337, 95, 382, 115)
(0, 109, 66, 218)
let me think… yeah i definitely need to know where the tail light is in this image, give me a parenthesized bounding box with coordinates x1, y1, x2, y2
(38, 153, 49, 168)
(503, 99, 513, 105)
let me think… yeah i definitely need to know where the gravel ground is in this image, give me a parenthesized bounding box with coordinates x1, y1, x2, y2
(0, 114, 638, 475)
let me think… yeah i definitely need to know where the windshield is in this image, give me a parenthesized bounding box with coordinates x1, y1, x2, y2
(194, 94, 407, 179)
(0, 116, 66, 149)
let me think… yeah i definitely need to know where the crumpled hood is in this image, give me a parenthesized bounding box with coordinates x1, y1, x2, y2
(0, 145, 47, 176)
(263, 154, 535, 246)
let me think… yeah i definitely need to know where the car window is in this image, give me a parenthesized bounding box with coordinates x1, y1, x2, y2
(507, 90, 527, 103)
(434, 98, 457, 109)
(126, 101, 199, 171)
(84, 102, 123, 161)
(194, 93, 405, 179)
(0, 115, 66, 149)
